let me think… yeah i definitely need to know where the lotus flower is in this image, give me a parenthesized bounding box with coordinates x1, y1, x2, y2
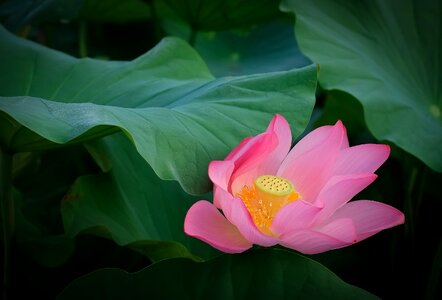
(184, 115, 404, 254)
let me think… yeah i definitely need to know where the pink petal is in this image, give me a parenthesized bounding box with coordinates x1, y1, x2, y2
(226, 114, 291, 162)
(184, 200, 252, 253)
(230, 114, 292, 194)
(312, 173, 377, 225)
(277, 121, 348, 202)
(259, 114, 292, 168)
(329, 200, 405, 241)
(278, 228, 352, 254)
(271, 200, 322, 236)
(223, 131, 275, 175)
(208, 160, 235, 208)
(332, 144, 390, 176)
(216, 188, 278, 247)
(208, 160, 235, 192)
(283, 123, 348, 159)
(315, 218, 357, 243)
(225, 137, 254, 161)
(229, 132, 276, 194)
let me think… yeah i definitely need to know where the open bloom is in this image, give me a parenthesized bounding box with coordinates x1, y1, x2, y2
(184, 115, 404, 254)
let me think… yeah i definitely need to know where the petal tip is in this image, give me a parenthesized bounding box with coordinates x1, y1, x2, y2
(381, 144, 391, 157)
(184, 200, 253, 253)
(269, 114, 290, 131)
(397, 211, 406, 225)
(335, 119, 345, 130)
(336, 119, 347, 133)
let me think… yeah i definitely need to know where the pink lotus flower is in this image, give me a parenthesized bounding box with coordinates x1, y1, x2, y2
(184, 115, 404, 254)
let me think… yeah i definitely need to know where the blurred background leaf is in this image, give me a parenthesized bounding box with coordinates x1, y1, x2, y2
(194, 19, 310, 76)
(12, 147, 93, 268)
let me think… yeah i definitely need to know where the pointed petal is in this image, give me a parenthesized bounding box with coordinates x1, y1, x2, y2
(277, 121, 348, 202)
(279, 228, 352, 255)
(312, 173, 377, 225)
(184, 200, 252, 253)
(229, 114, 292, 194)
(333, 144, 390, 176)
(216, 188, 278, 247)
(330, 200, 405, 241)
(271, 200, 322, 236)
(261, 114, 292, 165)
(281, 123, 348, 160)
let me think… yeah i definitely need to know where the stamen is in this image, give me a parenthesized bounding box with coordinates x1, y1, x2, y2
(236, 175, 299, 236)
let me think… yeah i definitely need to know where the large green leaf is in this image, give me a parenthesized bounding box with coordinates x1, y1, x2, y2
(0, 25, 317, 194)
(282, 0, 442, 172)
(61, 133, 218, 261)
(57, 248, 379, 299)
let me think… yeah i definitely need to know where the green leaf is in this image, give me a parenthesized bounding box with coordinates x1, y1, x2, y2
(61, 133, 217, 261)
(0, 26, 317, 194)
(57, 248, 379, 299)
(194, 20, 311, 76)
(282, 0, 442, 172)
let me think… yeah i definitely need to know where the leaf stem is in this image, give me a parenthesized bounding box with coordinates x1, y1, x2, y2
(425, 238, 442, 300)
(188, 26, 198, 47)
(404, 167, 418, 252)
(79, 21, 88, 58)
(147, 0, 165, 44)
(0, 148, 13, 300)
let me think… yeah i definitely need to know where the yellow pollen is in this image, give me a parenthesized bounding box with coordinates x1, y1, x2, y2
(236, 175, 299, 236)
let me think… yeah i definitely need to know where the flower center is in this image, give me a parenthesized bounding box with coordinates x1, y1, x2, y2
(236, 175, 299, 236)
